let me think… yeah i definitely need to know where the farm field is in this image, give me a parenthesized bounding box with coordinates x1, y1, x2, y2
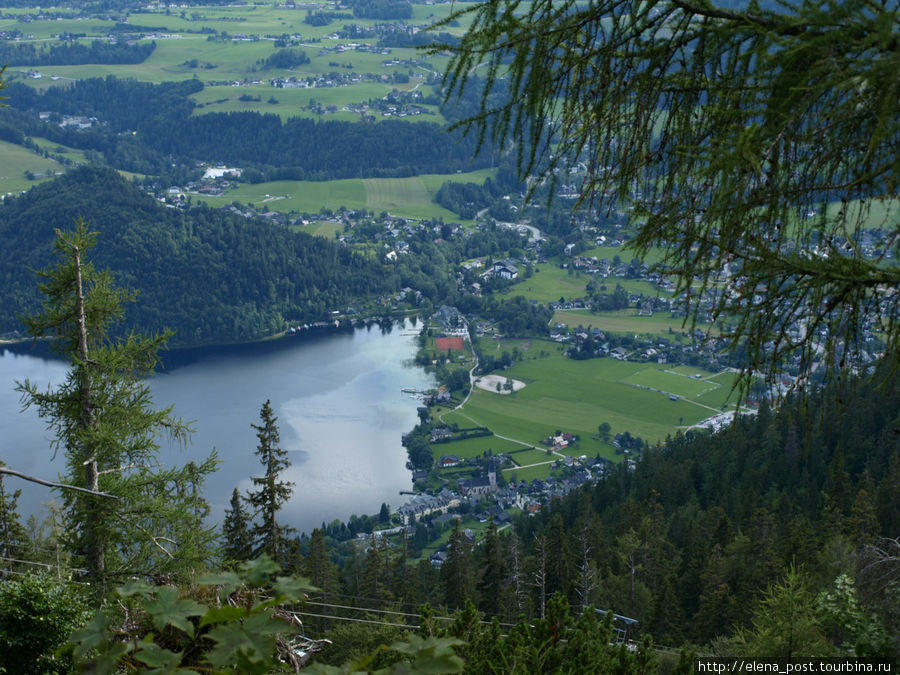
(551, 309, 717, 339)
(1, 1, 457, 92)
(190, 80, 444, 124)
(194, 169, 490, 220)
(508, 463, 561, 482)
(433, 436, 525, 461)
(506, 263, 672, 306)
(507, 448, 555, 467)
(441, 342, 740, 463)
(0, 140, 65, 195)
(510, 265, 595, 304)
(292, 220, 343, 239)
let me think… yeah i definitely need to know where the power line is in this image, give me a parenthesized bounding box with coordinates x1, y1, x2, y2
(302, 600, 517, 629)
(304, 600, 426, 620)
(293, 611, 413, 630)
(0, 555, 87, 574)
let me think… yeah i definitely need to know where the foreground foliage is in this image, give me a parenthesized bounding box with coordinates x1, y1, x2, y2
(0, 573, 92, 675)
(16, 221, 217, 586)
(66, 555, 464, 674)
(68, 556, 316, 673)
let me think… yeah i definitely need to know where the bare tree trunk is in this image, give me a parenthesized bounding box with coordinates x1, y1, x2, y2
(72, 244, 103, 581)
(575, 522, 596, 611)
(507, 532, 526, 618)
(533, 534, 548, 619)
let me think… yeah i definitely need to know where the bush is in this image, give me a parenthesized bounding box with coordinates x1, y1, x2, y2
(0, 573, 92, 674)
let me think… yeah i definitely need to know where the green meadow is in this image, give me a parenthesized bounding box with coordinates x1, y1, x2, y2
(293, 219, 343, 239)
(551, 308, 714, 339)
(433, 435, 526, 460)
(0, 140, 65, 195)
(508, 463, 561, 482)
(3, 1, 457, 93)
(506, 263, 673, 306)
(507, 448, 555, 466)
(441, 341, 738, 465)
(194, 169, 491, 220)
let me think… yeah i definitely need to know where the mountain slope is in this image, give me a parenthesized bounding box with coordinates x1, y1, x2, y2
(0, 167, 390, 345)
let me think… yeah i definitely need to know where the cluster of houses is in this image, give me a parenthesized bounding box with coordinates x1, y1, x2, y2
(396, 454, 618, 566)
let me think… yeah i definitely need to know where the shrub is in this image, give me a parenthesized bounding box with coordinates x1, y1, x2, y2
(0, 573, 92, 674)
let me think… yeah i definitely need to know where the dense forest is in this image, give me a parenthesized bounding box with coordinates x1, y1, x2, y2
(1, 77, 491, 178)
(0, 40, 155, 66)
(0, 167, 394, 344)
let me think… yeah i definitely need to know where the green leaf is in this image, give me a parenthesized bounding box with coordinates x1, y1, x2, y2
(83, 642, 133, 675)
(300, 664, 346, 674)
(389, 636, 466, 674)
(143, 586, 205, 637)
(117, 578, 155, 599)
(198, 570, 242, 597)
(199, 604, 248, 628)
(204, 612, 284, 669)
(273, 574, 318, 602)
(239, 554, 280, 587)
(134, 639, 183, 670)
(68, 611, 111, 663)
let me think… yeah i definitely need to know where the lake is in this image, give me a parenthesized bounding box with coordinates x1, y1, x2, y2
(0, 320, 434, 536)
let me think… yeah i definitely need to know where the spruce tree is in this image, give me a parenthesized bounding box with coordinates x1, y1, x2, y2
(476, 521, 506, 615)
(221, 487, 253, 564)
(15, 222, 217, 587)
(0, 469, 27, 574)
(246, 399, 295, 563)
(442, 522, 475, 610)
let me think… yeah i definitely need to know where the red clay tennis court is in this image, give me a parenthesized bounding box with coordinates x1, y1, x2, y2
(436, 336, 465, 350)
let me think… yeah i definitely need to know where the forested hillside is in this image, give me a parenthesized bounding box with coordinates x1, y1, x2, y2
(1, 78, 490, 178)
(0, 167, 392, 344)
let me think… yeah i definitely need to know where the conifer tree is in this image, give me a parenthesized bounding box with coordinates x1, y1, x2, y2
(304, 527, 341, 631)
(476, 521, 506, 615)
(0, 469, 27, 574)
(442, 522, 475, 610)
(15, 221, 217, 587)
(221, 487, 253, 564)
(246, 399, 295, 563)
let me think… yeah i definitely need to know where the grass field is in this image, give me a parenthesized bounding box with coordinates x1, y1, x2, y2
(432, 436, 525, 460)
(551, 308, 717, 339)
(510, 265, 594, 304)
(291, 220, 344, 239)
(194, 169, 491, 220)
(28, 137, 91, 166)
(0, 140, 65, 195)
(2, 1, 457, 95)
(441, 341, 739, 462)
(505, 464, 560, 482)
(190, 80, 445, 124)
(506, 263, 673, 307)
(507, 448, 555, 466)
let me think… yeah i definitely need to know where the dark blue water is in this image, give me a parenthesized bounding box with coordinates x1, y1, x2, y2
(0, 321, 432, 535)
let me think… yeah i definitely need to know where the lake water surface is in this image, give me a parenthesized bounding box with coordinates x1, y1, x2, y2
(0, 321, 433, 535)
